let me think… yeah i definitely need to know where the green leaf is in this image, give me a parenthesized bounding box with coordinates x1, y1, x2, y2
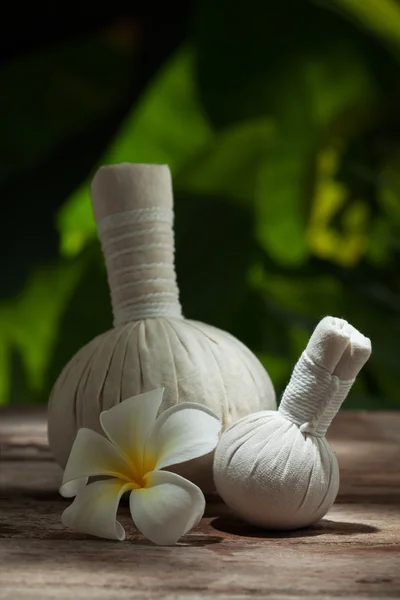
(257, 353, 292, 396)
(249, 263, 345, 320)
(255, 137, 312, 265)
(194, 1, 380, 264)
(174, 192, 290, 360)
(194, 1, 376, 126)
(0, 336, 9, 405)
(175, 193, 257, 327)
(175, 118, 274, 205)
(325, 0, 400, 56)
(341, 294, 400, 407)
(58, 46, 213, 257)
(0, 259, 84, 404)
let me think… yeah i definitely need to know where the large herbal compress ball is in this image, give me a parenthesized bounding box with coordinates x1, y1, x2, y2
(48, 164, 276, 492)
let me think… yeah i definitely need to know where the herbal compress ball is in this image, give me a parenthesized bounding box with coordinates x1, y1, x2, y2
(213, 317, 371, 528)
(48, 163, 276, 491)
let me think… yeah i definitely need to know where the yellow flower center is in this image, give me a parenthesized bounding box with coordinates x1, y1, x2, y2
(125, 452, 157, 489)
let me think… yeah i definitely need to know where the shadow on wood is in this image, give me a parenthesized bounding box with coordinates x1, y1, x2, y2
(210, 516, 380, 538)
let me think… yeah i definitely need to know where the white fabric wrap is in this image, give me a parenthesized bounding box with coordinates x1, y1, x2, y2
(213, 411, 340, 530)
(48, 163, 277, 492)
(213, 316, 371, 528)
(279, 352, 353, 437)
(92, 164, 182, 326)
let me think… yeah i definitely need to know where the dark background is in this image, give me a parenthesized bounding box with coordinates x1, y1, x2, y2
(1, 1, 399, 408)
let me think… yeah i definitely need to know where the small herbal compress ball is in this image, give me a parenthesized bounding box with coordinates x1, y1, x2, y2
(213, 317, 371, 529)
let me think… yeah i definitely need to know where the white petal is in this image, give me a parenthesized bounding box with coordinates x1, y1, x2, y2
(60, 428, 133, 497)
(60, 477, 88, 499)
(100, 388, 164, 469)
(62, 478, 132, 540)
(129, 471, 205, 545)
(146, 402, 221, 470)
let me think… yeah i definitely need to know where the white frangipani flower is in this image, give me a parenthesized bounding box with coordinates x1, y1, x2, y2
(60, 388, 221, 545)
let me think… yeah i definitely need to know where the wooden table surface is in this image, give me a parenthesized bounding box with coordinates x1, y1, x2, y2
(0, 408, 399, 600)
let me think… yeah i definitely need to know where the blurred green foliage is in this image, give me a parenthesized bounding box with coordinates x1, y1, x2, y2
(1, 0, 399, 408)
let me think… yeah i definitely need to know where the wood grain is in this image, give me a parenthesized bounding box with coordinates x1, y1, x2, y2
(1, 408, 399, 599)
